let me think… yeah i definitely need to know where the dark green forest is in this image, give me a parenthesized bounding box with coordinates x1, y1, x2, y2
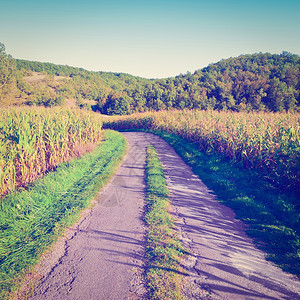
(1, 41, 299, 114)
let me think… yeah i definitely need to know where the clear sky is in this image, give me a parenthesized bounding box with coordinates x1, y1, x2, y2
(1, 0, 299, 78)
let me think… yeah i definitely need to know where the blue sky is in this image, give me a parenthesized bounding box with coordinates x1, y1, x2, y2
(1, 0, 299, 78)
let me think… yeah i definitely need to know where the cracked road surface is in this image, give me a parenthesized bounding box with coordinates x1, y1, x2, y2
(29, 133, 148, 300)
(28, 132, 299, 300)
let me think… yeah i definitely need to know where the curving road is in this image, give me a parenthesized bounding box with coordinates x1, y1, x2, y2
(27, 132, 299, 300)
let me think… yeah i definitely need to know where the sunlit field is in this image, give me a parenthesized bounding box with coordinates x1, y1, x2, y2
(0, 107, 103, 197)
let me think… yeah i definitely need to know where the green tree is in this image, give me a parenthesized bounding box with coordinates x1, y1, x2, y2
(103, 94, 131, 115)
(0, 42, 17, 96)
(267, 78, 289, 112)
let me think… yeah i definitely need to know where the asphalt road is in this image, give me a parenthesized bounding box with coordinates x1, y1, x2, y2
(27, 132, 300, 300)
(29, 132, 149, 300)
(146, 132, 300, 299)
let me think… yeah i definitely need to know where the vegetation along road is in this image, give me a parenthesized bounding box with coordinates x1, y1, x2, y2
(22, 132, 299, 299)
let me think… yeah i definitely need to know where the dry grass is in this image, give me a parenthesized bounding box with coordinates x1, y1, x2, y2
(23, 72, 70, 84)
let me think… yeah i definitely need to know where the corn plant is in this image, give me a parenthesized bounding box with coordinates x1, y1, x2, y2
(0, 107, 102, 197)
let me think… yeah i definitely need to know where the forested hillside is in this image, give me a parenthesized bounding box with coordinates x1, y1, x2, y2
(1, 41, 299, 113)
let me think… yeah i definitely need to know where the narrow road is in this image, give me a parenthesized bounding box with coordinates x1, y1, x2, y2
(28, 132, 300, 300)
(29, 133, 149, 299)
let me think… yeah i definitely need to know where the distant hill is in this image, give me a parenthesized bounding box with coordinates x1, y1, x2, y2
(1, 42, 299, 113)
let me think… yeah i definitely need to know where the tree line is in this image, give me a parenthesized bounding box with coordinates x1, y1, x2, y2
(1, 41, 299, 113)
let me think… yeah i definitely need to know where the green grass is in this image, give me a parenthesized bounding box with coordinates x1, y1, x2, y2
(0, 130, 127, 299)
(145, 145, 186, 300)
(149, 130, 300, 278)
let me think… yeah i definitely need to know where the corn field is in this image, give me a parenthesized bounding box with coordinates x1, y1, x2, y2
(0, 107, 102, 197)
(104, 109, 300, 196)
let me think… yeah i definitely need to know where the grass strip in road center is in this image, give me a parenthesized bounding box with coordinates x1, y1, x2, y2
(150, 130, 300, 278)
(0, 130, 127, 299)
(145, 145, 186, 299)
